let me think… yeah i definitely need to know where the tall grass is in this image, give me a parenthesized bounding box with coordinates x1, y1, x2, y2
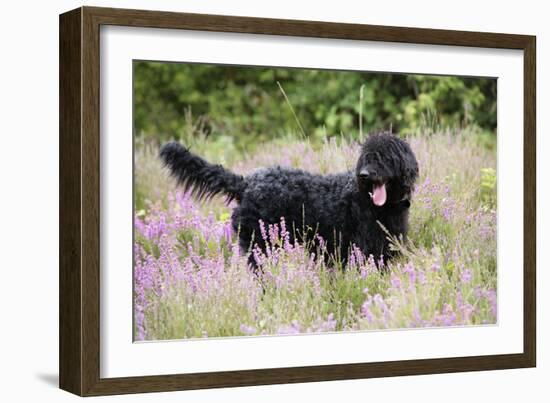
(134, 129, 496, 340)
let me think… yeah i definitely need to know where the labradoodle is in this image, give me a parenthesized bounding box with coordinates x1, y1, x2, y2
(160, 133, 418, 267)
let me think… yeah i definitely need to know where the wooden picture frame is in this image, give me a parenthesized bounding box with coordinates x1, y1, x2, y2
(59, 6, 536, 396)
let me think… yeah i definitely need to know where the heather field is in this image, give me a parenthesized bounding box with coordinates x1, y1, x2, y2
(133, 129, 497, 341)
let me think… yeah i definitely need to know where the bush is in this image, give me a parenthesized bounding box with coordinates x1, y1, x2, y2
(134, 62, 496, 150)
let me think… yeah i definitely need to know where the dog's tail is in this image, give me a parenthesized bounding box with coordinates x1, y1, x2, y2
(160, 142, 246, 203)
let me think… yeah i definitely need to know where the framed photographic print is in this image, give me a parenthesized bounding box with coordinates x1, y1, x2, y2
(59, 6, 536, 396)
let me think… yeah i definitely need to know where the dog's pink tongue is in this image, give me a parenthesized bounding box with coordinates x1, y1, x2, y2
(372, 183, 387, 206)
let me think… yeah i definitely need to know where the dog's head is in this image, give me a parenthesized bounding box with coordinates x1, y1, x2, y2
(356, 133, 419, 207)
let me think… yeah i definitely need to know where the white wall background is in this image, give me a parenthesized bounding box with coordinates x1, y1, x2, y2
(0, 0, 546, 401)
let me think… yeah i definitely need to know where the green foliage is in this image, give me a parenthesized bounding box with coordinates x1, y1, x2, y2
(134, 62, 496, 150)
(480, 167, 497, 208)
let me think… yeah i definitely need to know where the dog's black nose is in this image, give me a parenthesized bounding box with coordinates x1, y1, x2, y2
(358, 168, 371, 178)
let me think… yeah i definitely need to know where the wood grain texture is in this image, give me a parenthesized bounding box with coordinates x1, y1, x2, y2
(59, 7, 82, 396)
(523, 37, 536, 367)
(80, 6, 102, 396)
(85, 6, 532, 49)
(59, 6, 537, 396)
(85, 354, 531, 396)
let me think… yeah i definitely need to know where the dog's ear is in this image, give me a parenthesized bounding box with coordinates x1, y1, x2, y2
(397, 144, 419, 203)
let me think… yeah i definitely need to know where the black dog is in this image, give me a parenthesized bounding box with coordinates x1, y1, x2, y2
(160, 133, 418, 267)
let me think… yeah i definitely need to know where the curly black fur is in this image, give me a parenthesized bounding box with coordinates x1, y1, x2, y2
(160, 133, 419, 266)
(159, 142, 246, 203)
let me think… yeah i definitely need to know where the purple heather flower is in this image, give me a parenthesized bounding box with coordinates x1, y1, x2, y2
(277, 320, 301, 335)
(258, 219, 268, 242)
(361, 298, 375, 323)
(239, 324, 257, 335)
(460, 268, 473, 284)
(418, 270, 427, 285)
(487, 289, 498, 319)
(223, 222, 233, 245)
(440, 304, 456, 326)
(403, 262, 416, 285)
(390, 274, 402, 289)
